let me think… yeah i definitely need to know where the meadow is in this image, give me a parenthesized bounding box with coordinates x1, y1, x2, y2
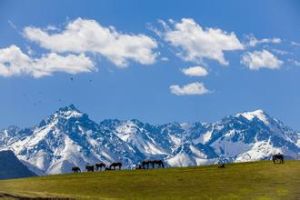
(0, 161, 299, 200)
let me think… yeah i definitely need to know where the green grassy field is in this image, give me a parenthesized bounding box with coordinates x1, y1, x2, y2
(0, 161, 299, 200)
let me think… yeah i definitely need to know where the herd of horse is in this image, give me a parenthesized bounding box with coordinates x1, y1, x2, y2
(71, 153, 285, 173)
(72, 159, 165, 173)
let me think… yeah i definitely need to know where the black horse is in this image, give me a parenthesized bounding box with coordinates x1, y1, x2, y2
(86, 165, 95, 172)
(95, 162, 106, 171)
(141, 160, 150, 169)
(72, 166, 81, 173)
(153, 160, 164, 168)
(272, 153, 284, 164)
(217, 161, 225, 168)
(136, 164, 143, 170)
(141, 160, 164, 169)
(109, 162, 122, 170)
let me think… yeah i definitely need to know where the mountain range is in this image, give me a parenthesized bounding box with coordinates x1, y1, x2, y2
(0, 105, 299, 174)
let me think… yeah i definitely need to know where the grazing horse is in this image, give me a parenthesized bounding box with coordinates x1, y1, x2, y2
(142, 160, 150, 169)
(72, 166, 81, 173)
(153, 160, 164, 168)
(136, 164, 143, 170)
(272, 153, 284, 164)
(141, 160, 164, 169)
(217, 160, 225, 168)
(95, 162, 106, 171)
(109, 162, 122, 170)
(86, 165, 95, 172)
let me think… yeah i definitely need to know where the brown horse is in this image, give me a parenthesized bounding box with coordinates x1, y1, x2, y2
(95, 162, 106, 171)
(85, 165, 95, 172)
(72, 166, 81, 173)
(109, 162, 122, 170)
(272, 153, 284, 164)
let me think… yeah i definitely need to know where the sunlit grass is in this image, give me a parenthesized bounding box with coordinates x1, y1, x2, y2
(0, 161, 299, 200)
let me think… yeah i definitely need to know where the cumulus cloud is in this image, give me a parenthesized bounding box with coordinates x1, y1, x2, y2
(247, 36, 281, 47)
(181, 66, 208, 77)
(170, 82, 210, 96)
(160, 18, 244, 65)
(0, 45, 95, 78)
(23, 18, 158, 67)
(241, 50, 283, 70)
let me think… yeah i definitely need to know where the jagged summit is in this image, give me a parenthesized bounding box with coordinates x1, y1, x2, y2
(38, 105, 86, 128)
(58, 104, 79, 112)
(55, 104, 84, 119)
(236, 109, 269, 124)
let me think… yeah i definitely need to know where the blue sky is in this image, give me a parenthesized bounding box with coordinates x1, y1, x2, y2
(1, 0, 300, 129)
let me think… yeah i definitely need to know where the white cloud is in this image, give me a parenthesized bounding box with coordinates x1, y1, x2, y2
(181, 66, 208, 77)
(291, 41, 300, 47)
(271, 49, 289, 55)
(241, 50, 283, 70)
(247, 36, 281, 47)
(170, 82, 210, 96)
(294, 60, 300, 66)
(161, 57, 169, 61)
(23, 18, 158, 67)
(161, 18, 244, 65)
(288, 58, 300, 66)
(0, 45, 95, 78)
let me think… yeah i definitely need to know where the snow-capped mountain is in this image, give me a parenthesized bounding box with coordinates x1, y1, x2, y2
(0, 105, 299, 174)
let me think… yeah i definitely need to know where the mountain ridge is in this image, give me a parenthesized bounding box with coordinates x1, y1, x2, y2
(0, 105, 299, 174)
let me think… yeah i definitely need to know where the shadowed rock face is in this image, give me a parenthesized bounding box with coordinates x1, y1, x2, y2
(0, 150, 36, 179)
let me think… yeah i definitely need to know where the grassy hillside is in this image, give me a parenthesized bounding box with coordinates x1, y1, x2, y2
(0, 161, 299, 200)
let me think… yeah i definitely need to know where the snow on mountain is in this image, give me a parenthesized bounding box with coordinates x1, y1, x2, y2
(1, 105, 141, 174)
(236, 109, 269, 125)
(166, 142, 217, 167)
(207, 110, 300, 161)
(100, 119, 167, 156)
(0, 106, 299, 174)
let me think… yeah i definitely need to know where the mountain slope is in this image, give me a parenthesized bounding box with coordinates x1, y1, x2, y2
(4, 105, 141, 174)
(0, 105, 299, 174)
(0, 150, 36, 179)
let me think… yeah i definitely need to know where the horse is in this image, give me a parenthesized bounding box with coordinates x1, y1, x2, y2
(85, 165, 95, 172)
(272, 153, 284, 164)
(109, 162, 122, 170)
(136, 164, 143, 170)
(153, 160, 164, 168)
(217, 161, 225, 168)
(72, 166, 81, 173)
(141, 160, 164, 169)
(141, 160, 150, 169)
(95, 162, 106, 171)
(217, 156, 229, 168)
